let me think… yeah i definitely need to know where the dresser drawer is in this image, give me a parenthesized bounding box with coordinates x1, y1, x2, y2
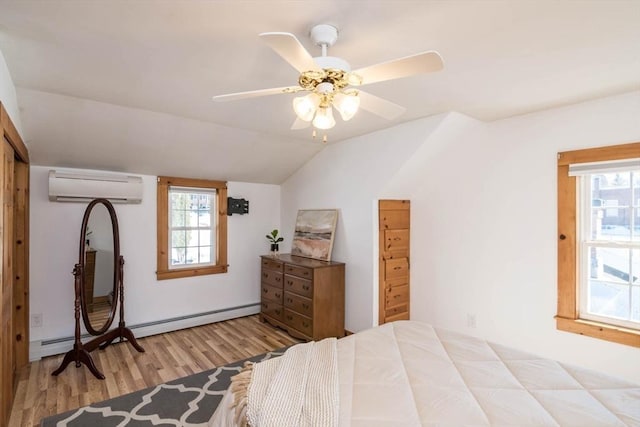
(261, 283, 283, 303)
(284, 264, 313, 280)
(284, 275, 313, 298)
(284, 291, 313, 317)
(261, 269, 283, 287)
(284, 309, 313, 337)
(262, 258, 283, 272)
(261, 300, 283, 322)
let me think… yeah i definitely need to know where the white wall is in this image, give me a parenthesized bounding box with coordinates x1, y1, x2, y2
(282, 91, 640, 382)
(281, 113, 449, 332)
(0, 49, 23, 135)
(30, 166, 280, 345)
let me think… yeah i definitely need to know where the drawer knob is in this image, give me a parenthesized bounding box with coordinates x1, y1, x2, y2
(303, 285, 309, 291)
(263, 288, 268, 293)
(275, 309, 281, 315)
(302, 304, 309, 310)
(287, 298, 293, 303)
(275, 277, 281, 282)
(286, 315, 293, 321)
(303, 322, 309, 328)
(287, 280, 293, 285)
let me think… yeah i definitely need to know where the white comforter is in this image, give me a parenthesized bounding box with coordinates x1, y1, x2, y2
(211, 321, 640, 426)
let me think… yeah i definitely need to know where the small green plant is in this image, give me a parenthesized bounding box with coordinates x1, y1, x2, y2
(265, 229, 284, 245)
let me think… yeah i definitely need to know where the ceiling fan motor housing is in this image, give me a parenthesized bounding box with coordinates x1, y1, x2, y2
(310, 24, 338, 48)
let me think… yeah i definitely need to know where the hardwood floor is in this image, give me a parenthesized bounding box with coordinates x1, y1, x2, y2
(8, 315, 301, 427)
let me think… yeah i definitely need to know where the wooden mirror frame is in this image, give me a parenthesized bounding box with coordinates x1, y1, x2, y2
(79, 199, 119, 335)
(53, 198, 144, 380)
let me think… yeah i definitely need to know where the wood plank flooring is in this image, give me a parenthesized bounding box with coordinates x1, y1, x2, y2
(8, 315, 301, 427)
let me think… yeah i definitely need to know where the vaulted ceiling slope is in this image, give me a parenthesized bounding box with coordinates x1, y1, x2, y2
(0, 1, 638, 183)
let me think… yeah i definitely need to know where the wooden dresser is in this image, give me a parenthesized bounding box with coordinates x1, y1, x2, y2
(260, 254, 345, 341)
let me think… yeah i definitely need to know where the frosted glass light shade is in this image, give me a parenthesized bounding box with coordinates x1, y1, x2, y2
(293, 93, 320, 122)
(312, 106, 336, 130)
(333, 92, 360, 121)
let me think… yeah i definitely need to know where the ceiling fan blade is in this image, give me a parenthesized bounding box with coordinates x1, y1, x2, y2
(291, 117, 311, 130)
(259, 32, 320, 73)
(212, 86, 302, 102)
(351, 51, 443, 86)
(358, 90, 406, 120)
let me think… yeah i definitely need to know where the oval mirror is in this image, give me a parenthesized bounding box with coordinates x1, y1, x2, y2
(79, 199, 120, 335)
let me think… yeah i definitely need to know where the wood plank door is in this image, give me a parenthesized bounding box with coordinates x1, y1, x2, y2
(378, 200, 410, 324)
(0, 140, 15, 423)
(0, 102, 29, 426)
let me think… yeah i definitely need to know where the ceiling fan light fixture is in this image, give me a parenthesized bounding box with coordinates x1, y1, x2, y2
(333, 91, 360, 121)
(293, 92, 320, 121)
(312, 106, 336, 130)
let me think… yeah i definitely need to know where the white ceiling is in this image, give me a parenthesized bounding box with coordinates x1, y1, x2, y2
(0, 0, 638, 183)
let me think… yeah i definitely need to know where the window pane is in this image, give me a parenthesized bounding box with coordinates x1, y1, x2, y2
(171, 210, 185, 227)
(591, 173, 633, 242)
(186, 229, 199, 247)
(171, 247, 185, 266)
(171, 230, 186, 249)
(199, 210, 211, 227)
(199, 246, 212, 263)
(199, 230, 211, 246)
(185, 210, 197, 227)
(171, 192, 189, 209)
(588, 246, 629, 285)
(633, 249, 640, 285)
(633, 285, 640, 322)
(588, 281, 630, 320)
(186, 247, 198, 264)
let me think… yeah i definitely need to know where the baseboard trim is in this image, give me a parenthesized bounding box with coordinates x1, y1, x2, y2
(30, 303, 260, 361)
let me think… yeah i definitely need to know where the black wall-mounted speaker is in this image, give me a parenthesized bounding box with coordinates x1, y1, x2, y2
(227, 197, 249, 215)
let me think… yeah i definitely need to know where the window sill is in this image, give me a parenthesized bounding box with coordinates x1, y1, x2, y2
(156, 264, 228, 280)
(555, 316, 640, 347)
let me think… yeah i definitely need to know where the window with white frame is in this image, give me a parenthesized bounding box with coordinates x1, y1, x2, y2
(571, 161, 640, 330)
(169, 187, 216, 268)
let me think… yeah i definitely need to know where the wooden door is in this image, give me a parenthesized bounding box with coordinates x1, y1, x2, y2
(0, 140, 14, 423)
(378, 200, 410, 324)
(0, 102, 29, 426)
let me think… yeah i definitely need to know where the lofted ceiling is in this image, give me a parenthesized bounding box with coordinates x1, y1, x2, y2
(0, 0, 638, 183)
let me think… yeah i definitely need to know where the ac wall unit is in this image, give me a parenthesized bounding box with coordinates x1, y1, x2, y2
(48, 170, 143, 204)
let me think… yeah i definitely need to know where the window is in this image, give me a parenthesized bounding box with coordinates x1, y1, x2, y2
(557, 142, 640, 347)
(157, 176, 227, 280)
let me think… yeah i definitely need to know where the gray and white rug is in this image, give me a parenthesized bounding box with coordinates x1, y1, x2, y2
(41, 348, 286, 427)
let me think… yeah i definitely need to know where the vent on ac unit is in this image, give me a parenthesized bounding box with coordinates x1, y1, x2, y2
(48, 170, 143, 204)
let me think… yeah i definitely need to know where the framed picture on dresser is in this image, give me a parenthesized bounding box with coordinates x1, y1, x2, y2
(291, 209, 338, 261)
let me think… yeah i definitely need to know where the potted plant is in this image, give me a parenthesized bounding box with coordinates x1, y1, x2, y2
(265, 229, 284, 255)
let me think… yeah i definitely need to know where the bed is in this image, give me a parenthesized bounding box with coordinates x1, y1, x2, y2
(209, 320, 640, 426)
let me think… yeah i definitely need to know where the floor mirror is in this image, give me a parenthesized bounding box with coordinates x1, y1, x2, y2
(53, 198, 144, 379)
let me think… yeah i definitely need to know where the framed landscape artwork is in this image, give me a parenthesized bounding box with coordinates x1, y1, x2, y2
(291, 209, 338, 261)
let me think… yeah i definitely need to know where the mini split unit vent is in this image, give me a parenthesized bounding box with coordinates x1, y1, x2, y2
(48, 170, 143, 204)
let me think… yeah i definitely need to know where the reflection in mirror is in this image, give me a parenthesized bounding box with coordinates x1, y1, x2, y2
(83, 203, 115, 332)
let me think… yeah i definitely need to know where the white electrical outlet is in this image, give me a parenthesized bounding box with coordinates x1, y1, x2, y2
(467, 313, 477, 329)
(32, 313, 43, 328)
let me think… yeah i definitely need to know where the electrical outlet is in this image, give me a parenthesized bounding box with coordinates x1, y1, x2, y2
(467, 313, 477, 329)
(32, 313, 43, 328)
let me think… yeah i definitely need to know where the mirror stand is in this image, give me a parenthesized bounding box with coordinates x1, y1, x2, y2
(52, 198, 144, 380)
(53, 257, 144, 379)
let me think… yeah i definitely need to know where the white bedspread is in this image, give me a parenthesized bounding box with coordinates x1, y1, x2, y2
(211, 321, 640, 426)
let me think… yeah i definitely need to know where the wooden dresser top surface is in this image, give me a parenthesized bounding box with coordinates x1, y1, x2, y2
(261, 253, 344, 267)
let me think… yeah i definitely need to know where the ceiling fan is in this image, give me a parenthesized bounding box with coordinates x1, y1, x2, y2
(213, 24, 443, 140)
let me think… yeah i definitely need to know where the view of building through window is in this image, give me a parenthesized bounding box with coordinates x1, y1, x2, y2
(583, 171, 639, 328)
(168, 188, 215, 268)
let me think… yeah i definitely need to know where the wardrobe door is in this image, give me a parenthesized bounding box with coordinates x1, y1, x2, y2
(378, 200, 410, 324)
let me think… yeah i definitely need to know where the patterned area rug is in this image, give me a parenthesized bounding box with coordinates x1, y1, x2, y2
(40, 348, 287, 427)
